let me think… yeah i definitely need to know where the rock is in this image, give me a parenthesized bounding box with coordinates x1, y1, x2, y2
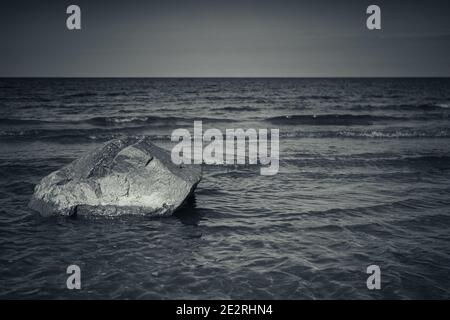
(28, 137, 202, 217)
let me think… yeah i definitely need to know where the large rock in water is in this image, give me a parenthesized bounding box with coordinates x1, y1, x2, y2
(29, 137, 201, 217)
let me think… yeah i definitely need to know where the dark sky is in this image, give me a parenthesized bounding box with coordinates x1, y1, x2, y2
(1, 0, 449, 77)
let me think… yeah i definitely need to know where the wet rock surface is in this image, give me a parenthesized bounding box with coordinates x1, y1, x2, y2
(29, 137, 201, 217)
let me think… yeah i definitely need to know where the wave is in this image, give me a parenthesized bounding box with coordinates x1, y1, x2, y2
(86, 115, 233, 126)
(63, 92, 98, 99)
(266, 114, 406, 126)
(3, 126, 449, 143)
(296, 95, 338, 100)
(347, 103, 450, 111)
(0, 118, 52, 126)
(0, 127, 171, 143)
(203, 95, 271, 103)
(105, 92, 128, 97)
(280, 128, 450, 139)
(216, 106, 260, 112)
(0, 115, 234, 128)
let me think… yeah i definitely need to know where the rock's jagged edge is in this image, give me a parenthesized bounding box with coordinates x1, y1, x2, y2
(28, 136, 202, 217)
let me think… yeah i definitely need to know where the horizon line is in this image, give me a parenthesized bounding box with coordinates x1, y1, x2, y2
(1, 76, 450, 79)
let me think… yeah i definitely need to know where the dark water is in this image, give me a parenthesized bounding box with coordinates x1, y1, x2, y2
(1, 78, 450, 299)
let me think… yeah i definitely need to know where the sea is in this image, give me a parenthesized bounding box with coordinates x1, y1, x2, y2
(0, 78, 450, 299)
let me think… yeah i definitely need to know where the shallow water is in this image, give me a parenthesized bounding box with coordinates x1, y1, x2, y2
(1, 78, 450, 299)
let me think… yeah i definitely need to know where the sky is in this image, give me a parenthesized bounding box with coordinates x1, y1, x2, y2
(0, 0, 449, 77)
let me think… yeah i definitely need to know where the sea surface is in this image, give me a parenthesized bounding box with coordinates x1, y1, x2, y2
(1, 78, 450, 299)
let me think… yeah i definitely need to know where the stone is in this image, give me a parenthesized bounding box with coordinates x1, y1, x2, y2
(28, 137, 202, 217)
